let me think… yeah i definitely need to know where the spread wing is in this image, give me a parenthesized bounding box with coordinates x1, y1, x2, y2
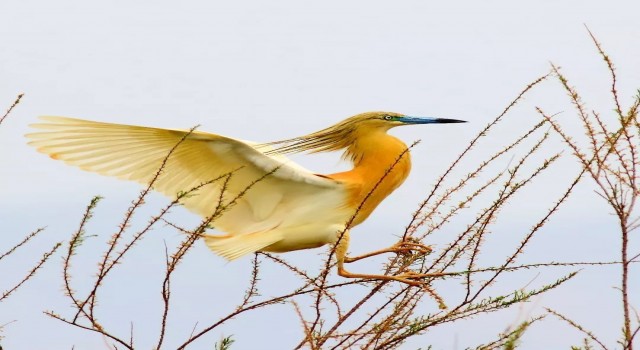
(26, 117, 345, 236)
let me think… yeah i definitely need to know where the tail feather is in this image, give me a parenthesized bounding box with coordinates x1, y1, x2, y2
(204, 230, 283, 260)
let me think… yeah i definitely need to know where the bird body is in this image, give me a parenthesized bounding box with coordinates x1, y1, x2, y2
(28, 111, 465, 286)
(262, 128, 413, 253)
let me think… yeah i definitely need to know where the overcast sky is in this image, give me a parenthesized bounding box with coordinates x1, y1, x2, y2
(1, 1, 639, 349)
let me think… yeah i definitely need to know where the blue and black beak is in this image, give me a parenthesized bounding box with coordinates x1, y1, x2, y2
(397, 116, 467, 124)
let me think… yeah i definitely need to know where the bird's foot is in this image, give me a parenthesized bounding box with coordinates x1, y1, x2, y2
(336, 266, 446, 309)
(392, 271, 442, 285)
(343, 239, 432, 264)
(389, 240, 433, 256)
(337, 268, 442, 288)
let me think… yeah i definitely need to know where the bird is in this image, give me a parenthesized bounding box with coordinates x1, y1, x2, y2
(27, 112, 465, 286)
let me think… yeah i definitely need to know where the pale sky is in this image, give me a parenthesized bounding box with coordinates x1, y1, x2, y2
(1, 1, 639, 349)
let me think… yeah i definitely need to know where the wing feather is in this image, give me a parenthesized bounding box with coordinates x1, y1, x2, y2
(27, 117, 344, 235)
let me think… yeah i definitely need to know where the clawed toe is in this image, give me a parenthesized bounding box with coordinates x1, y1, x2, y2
(391, 241, 433, 256)
(342, 240, 433, 264)
(396, 271, 440, 281)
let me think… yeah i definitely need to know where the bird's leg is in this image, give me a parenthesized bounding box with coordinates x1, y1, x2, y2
(343, 239, 433, 264)
(335, 232, 447, 309)
(334, 231, 442, 287)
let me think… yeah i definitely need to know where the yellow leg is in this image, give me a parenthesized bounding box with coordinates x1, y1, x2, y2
(334, 230, 442, 287)
(344, 241, 433, 263)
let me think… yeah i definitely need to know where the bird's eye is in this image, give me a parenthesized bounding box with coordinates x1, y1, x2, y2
(383, 116, 394, 121)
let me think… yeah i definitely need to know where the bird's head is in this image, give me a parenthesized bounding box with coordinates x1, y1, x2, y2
(346, 111, 467, 132)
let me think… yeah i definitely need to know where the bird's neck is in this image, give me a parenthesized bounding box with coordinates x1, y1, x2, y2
(329, 130, 412, 225)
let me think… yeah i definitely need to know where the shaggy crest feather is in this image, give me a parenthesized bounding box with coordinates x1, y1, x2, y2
(262, 111, 403, 162)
